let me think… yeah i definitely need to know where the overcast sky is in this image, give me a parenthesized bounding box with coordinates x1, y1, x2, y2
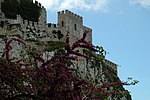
(36, 0, 150, 100)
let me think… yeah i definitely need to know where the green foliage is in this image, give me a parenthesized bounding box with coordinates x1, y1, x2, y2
(0, 34, 6, 39)
(57, 30, 64, 39)
(52, 30, 64, 40)
(127, 77, 139, 85)
(44, 41, 66, 52)
(83, 47, 105, 69)
(19, 0, 41, 22)
(1, 0, 41, 21)
(25, 39, 37, 42)
(1, 0, 19, 19)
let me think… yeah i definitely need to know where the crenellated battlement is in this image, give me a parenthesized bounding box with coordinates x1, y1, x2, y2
(0, 0, 47, 32)
(47, 23, 57, 28)
(23, 19, 38, 27)
(58, 10, 83, 21)
(0, 15, 46, 32)
(34, 0, 46, 10)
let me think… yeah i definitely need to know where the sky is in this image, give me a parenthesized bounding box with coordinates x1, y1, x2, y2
(35, 0, 150, 100)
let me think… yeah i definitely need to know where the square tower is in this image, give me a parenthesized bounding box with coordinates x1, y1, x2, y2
(57, 10, 84, 44)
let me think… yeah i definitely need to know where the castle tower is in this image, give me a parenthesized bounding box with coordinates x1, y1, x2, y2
(57, 10, 84, 44)
(38, 5, 47, 31)
(57, 10, 92, 44)
(57, 10, 93, 78)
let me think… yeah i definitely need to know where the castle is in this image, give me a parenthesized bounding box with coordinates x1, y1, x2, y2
(0, 0, 131, 99)
(0, 0, 117, 77)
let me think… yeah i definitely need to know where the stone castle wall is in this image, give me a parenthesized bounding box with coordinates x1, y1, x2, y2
(0, 0, 92, 44)
(0, 0, 117, 79)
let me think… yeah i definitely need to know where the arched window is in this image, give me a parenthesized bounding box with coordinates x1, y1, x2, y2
(62, 21, 64, 27)
(74, 24, 77, 31)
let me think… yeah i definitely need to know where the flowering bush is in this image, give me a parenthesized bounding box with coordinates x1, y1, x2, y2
(0, 31, 133, 100)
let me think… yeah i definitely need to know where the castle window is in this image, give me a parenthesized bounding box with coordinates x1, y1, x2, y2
(48, 23, 51, 27)
(62, 21, 64, 27)
(54, 24, 56, 28)
(74, 24, 77, 31)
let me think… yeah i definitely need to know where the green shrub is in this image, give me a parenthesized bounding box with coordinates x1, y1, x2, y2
(1, 0, 41, 22)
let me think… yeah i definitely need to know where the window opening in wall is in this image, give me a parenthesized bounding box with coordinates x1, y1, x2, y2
(48, 23, 51, 27)
(74, 24, 77, 31)
(62, 21, 64, 27)
(54, 24, 56, 28)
